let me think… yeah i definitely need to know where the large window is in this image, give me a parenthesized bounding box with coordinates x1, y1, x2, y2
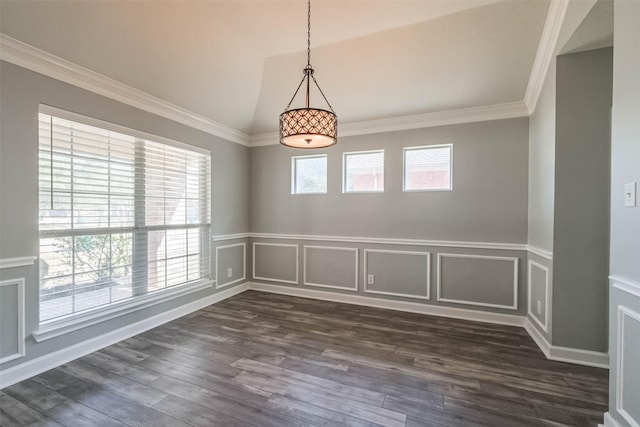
(403, 144, 453, 191)
(38, 107, 211, 323)
(291, 154, 327, 194)
(343, 150, 384, 193)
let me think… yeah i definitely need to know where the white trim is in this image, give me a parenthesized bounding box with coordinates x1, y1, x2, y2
(527, 260, 550, 333)
(303, 246, 359, 291)
(0, 34, 249, 146)
(342, 149, 385, 194)
(403, 144, 453, 192)
(250, 232, 527, 252)
(611, 275, 640, 298)
(252, 242, 299, 285)
(248, 281, 525, 327)
(215, 243, 246, 289)
(616, 306, 640, 427)
(602, 412, 624, 427)
(436, 253, 519, 310)
(33, 280, 214, 342)
(363, 249, 430, 300)
(527, 245, 553, 260)
(0, 278, 26, 365)
(0, 283, 248, 389)
(212, 233, 251, 242)
(250, 102, 529, 146)
(0, 256, 37, 270)
(524, 0, 570, 113)
(524, 318, 609, 369)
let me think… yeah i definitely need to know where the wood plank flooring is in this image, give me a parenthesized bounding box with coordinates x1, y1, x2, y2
(1, 290, 608, 426)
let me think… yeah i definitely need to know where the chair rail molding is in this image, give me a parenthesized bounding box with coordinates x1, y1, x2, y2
(0, 256, 37, 270)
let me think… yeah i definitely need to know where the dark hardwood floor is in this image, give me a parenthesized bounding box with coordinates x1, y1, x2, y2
(1, 290, 608, 427)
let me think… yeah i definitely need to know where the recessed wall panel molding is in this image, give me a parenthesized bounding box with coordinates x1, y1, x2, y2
(303, 246, 358, 291)
(215, 243, 246, 289)
(528, 259, 550, 332)
(253, 242, 299, 285)
(364, 249, 430, 300)
(0, 278, 26, 364)
(616, 304, 640, 427)
(437, 253, 518, 310)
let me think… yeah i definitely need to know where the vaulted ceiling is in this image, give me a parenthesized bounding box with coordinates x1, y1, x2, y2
(0, 0, 551, 142)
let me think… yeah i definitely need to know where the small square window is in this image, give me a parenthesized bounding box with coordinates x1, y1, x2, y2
(403, 144, 452, 191)
(343, 150, 384, 193)
(292, 154, 327, 194)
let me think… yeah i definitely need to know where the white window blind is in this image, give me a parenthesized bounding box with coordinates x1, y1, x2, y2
(38, 109, 211, 323)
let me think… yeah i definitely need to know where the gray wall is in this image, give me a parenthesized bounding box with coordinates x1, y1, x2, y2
(526, 56, 557, 342)
(249, 118, 529, 315)
(0, 61, 250, 371)
(528, 59, 557, 253)
(553, 47, 612, 352)
(607, 1, 640, 426)
(251, 118, 529, 243)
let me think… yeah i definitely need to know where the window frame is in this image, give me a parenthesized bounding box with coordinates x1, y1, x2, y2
(402, 143, 454, 192)
(342, 149, 385, 194)
(291, 154, 328, 195)
(35, 105, 213, 339)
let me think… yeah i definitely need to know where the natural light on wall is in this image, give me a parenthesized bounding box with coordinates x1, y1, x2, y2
(37, 107, 211, 323)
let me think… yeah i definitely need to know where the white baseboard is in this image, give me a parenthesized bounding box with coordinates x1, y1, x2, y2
(0, 283, 248, 389)
(0, 280, 609, 390)
(601, 412, 624, 427)
(524, 317, 609, 369)
(247, 281, 525, 327)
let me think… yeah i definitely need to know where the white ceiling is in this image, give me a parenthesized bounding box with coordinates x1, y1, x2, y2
(0, 0, 550, 138)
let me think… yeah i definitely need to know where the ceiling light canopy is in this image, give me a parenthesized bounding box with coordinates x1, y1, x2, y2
(279, 0, 337, 149)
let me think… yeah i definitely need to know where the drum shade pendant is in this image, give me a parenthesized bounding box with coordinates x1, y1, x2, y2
(279, 0, 337, 149)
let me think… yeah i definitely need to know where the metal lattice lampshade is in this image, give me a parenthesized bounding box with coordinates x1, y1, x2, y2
(279, 107, 337, 148)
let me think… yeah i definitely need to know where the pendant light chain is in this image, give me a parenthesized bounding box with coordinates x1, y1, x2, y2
(307, 0, 311, 68)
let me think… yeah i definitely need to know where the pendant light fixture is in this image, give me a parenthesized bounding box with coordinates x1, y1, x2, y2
(279, 0, 337, 149)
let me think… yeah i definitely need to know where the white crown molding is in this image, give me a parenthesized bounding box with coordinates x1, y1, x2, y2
(0, 256, 37, 270)
(0, 0, 569, 145)
(524, 0, 570, 114)
(250, 101, 529, 146)
(0, 34, 250, 146)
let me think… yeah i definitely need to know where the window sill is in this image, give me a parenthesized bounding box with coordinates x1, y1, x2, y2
(33, 280, 214, 342)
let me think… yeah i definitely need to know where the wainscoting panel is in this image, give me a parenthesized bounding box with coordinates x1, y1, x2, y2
(252, 242, 299, 285)
(528, 259, 550, 332)
(437, 253, 518, 310)
(215, 243, 246, 288)
(617, 305, 640, 426)
(0, 278, 25, 364)
(303, 246, 358, 291)
(364, 249, 430, 299)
